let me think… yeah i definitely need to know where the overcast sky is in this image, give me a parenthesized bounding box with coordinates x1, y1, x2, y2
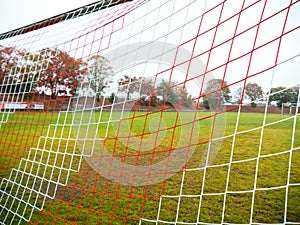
(0, 0, 97, 33)
(0, 0, 299, 95)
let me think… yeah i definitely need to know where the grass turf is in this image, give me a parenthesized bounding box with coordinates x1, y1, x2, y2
(0, 111, 299, 224)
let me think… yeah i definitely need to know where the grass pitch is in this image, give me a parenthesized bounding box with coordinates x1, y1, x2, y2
(0, 111, 299, 224)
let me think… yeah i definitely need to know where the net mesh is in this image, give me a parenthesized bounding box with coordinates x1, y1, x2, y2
(0, 0, 300, 224)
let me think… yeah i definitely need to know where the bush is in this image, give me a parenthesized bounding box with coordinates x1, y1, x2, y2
(150, 96, 158, 107)
(203, 100, 210, 109)
(109, 92, 117, 103)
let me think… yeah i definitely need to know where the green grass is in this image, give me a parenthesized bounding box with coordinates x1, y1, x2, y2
(0, 111, 299, 224)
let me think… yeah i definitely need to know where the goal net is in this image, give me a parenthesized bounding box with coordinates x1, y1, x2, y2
(0, 0, 300, 224)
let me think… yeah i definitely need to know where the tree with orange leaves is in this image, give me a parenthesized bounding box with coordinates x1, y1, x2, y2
(37, 48, 86, 99)
(0, 46, 86, 99)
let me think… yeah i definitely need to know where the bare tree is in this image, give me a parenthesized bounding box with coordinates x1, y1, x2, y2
(233, 87, 243, 104)
(140, 78, 154, 96)
(86, 55, 114, 101)
(245, 82, 264, 107)
(118, 76, 154, 100)
(118, 75, 140, 100)
(203, 79, 231, 109)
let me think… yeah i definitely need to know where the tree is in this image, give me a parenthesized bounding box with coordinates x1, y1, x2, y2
(0, 46, 20, 94)
(118, 75, 140, 100)
(85, 55, 114, 101)
(156, 80, 180, 106)
(140, 78, 154, 96)
(233, 87, 243, 104)
(268, 86, 299, 107)
(118, 76, 154, 100)
(0, 46, 39, 94)
(155, 79, 192, 107)
(178, 87, 193, 108)
(109, 92, 117, 103)
(202, 79, 231, 109)
(0, 46, 87, 99)
(0, 46, 18, 81)
(37, 48, 86, 99)
(245, 82, 263, 107)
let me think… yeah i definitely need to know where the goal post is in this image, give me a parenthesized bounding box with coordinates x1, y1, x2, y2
(0, 0, 300, 224)
(278, 85, 300, 117)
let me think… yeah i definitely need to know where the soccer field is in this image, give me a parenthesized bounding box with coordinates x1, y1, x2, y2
(0, 111, 299, 224)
